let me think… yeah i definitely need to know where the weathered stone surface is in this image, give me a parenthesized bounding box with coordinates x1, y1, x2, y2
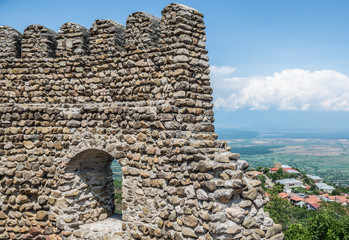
(242, 188, 258, 200)
(36, 211, 48, 221)
(210, 212, 226, 222)
(16, 195, 28, 204)
(242, 217, 260, 229)
(0, 212, 7, 220)
(196, 189, 209, 200)
(124, 135, 136, 144)
(269, 233, 285, 240)
(226, 207, 246, 223)
(214, 189, 234, 203)
(182, 227, 197, 238)
(197, 160, 212, 172)
(0, 3, 278, 240)
(29, 227, 41, 236)
(239, 200, 252, 208)
(214, 155, 230, 163)
(23, 141, 34, 149)
(255, 228, 265, 238)
(182, 215, 198, 228)
(226, 223, 242, 235)
(249, 180, 262, 187)
(185, 185, 196, 199)
(265, 224, 283, 238)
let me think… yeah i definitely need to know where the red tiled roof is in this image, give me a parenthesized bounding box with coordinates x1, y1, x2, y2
(305, 196, 321, 209)
(290, 196, 304, 202)
(270, 168, 279, 171)
(278, 192, 290, 199)
(308, 202, 320, 209)
(304, 186, 311, 190)
(335, 196, 349, 204)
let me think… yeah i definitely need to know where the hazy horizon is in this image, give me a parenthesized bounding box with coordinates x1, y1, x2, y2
(214, 110, 349, 132)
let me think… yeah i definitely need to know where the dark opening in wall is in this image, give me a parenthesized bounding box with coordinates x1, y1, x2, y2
(63, 149, 120, 227)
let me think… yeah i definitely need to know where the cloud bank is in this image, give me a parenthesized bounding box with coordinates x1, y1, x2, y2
(211, 66, 349, 111)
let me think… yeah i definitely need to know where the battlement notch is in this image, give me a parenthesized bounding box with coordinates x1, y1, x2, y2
(56, 22, 90, 57)
(89, 19, 125, 55)
(125, 12, 160, 50)
(21, 24, 57, 58)
(0, 26, 22, 58)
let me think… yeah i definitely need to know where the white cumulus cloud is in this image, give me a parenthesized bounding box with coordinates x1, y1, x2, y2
(210, 66, 237, 78)
(211, 66, 349, 111)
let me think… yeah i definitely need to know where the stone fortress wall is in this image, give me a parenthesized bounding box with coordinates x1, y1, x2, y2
(0, 3, 284, 240)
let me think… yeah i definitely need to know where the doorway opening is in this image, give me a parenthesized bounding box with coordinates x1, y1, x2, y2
(64, 149, 123, 225)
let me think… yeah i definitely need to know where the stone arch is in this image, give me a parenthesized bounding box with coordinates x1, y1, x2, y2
(55, 143, 127, 236)
(63, 134, 125, 163)
(65, 149, 116, 219)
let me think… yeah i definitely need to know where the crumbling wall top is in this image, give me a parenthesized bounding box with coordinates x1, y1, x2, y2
(0, 3, 204, 60)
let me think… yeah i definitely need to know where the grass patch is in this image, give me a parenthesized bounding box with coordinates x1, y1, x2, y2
(114, 180, 122, 215)
(230, 145, 284, 155)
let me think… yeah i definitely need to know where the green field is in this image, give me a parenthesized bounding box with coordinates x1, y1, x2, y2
(226, 138, 349, 186)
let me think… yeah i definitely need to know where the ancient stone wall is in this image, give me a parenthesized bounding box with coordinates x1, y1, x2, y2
(0, 3, 284, 240)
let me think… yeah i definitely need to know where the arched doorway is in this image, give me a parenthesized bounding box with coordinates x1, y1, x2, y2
(65, 149, 115, 221)
(58, 149, 124, 238)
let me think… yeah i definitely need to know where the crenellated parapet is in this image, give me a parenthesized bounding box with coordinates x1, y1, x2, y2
(0, 26, 22, 58)
(126, 12, 160, 50)
(89, 19, 125, 55)
(56, 22, 90, 57)
(0, 3, 206, 60)
(160, 3, 206, 46)
(21, 24, 57, 58)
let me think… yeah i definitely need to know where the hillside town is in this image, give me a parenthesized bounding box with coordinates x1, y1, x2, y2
(248, 162, 349, 210)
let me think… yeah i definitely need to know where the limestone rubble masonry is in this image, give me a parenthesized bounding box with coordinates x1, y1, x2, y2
(0, 3, 284, 240)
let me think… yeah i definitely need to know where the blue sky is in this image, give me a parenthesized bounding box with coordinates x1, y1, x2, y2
(1, 0, 349, 131)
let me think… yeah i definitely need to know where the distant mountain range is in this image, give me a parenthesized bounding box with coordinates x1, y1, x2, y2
(216, 128, 349, 139)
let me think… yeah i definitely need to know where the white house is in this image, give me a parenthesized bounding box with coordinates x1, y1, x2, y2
(315, 183, 335, 193)
(275, 178, 303, 189)
(306, 174, 323, 183)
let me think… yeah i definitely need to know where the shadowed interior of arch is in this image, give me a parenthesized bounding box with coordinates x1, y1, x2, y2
(63, 149, 123, 228)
